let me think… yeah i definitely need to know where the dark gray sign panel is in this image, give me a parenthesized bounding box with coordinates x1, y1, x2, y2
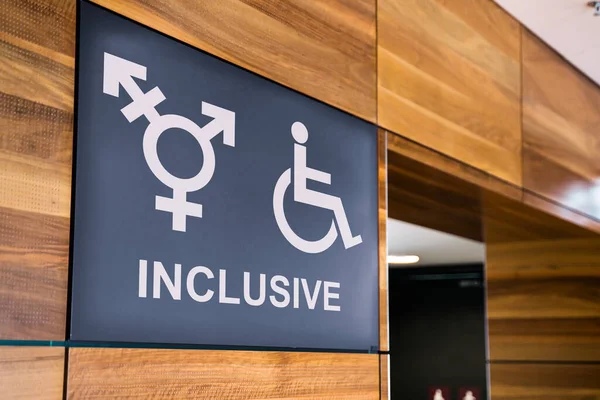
(71, 1, 379, 351)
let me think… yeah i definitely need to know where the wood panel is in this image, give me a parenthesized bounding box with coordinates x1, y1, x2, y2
(0, 346, 65, 399)
(378, 130, 388, 351)
(522, 30, 600, 221)
(91, 0, 376, 122)
(387, 131, 521, 201)
(387, 147, 484, 242)
(380, 354, 389, 400)
(490, 363, 600, 400)
(0, 207, 69, 339)
(482, 191, 598, 244)
(524, 191, 600, 235)
(387, 131, 600, 237)
(386, 136, 596, 244)
(378, 0, 522, 185)
(487, 237, 600, 362)
(67, 348, 380, 399)
(0, 0, 75, 339)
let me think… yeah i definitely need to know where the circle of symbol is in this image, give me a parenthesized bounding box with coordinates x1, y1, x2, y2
(142, 114, 216, 192)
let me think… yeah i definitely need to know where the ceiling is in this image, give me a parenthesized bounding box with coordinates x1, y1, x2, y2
(387, 218, 485, 267)
(494, 0, 600, 86)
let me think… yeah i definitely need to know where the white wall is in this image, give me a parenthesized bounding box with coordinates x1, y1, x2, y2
(494, 0, 600, 86)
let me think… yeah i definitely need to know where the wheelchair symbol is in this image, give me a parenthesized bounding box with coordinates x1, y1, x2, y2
(273, 122, 362, 254)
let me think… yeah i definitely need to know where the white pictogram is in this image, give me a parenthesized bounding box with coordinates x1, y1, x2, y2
(433, 389, 445, 400)
(273, 122, 362, 254)
(463, 391, 476, 400)
(103, 52, 235, 232)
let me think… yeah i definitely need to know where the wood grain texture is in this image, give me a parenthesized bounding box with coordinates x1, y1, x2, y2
(386, 130, 600, 244)
(487, 237, 600, 361)
(0, 0, 75, 112)
(524, 191, 600, 235)
(522, 30, 600, 221)
(386, 130, 600, 236)
(387, 147, 484, 242)
(67, 348, 380, 399)
(0, 207, 69, 339)
(0, 0, 75, 339)
(482, 191, 597, 244)
(387, 131, 522, 201)
(380, 354, 389, 400)
(386, 131, 598, 244)
(378, 0, 522, 185)
(378, 130, 388, 351)
(0, 346, 65, 399)
(490, 363, 600, 400)
(91, 0, 376, 122)
(386, 143, 593, 244)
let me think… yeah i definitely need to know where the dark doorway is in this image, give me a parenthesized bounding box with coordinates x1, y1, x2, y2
(389, 264, 488, 400)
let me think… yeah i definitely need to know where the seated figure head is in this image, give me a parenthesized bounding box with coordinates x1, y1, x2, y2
(292, 121, 308, 144)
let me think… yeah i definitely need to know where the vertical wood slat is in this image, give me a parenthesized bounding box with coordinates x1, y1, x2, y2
(378, 129, 388, 351)
(67, 348, 380, 399)
(90, 0, 377, 122)
(380, 354, 390, 400)
(0, 346, 65, 400)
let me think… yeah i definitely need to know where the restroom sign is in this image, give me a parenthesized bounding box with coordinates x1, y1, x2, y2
(70, 1, 379, 351)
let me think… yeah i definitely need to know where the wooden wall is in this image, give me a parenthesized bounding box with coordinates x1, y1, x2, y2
(378, 0, 522, 186)
(378, 0, 600, 233)
(486, 231, 600, 399)
(2, 0, 600, 398)
(522, 31, 600, 222)
(487, 237, 600, 362)
(0, 0, 74, 340)
(67, 348, 379, 399)
(385, 129, 600, 399)
(0, 346, 65, 399)
(483, 28, 600, 390)
(489, 363, 600, 400)
(91, 0, 377, 122)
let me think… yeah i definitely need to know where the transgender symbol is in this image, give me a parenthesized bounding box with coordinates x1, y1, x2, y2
(103, 52, 235, 232)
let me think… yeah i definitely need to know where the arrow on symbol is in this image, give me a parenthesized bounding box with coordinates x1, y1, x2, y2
(103, 52, 165, 123)
(201, 101, 235, 147)
(103, 52, 236, 147)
